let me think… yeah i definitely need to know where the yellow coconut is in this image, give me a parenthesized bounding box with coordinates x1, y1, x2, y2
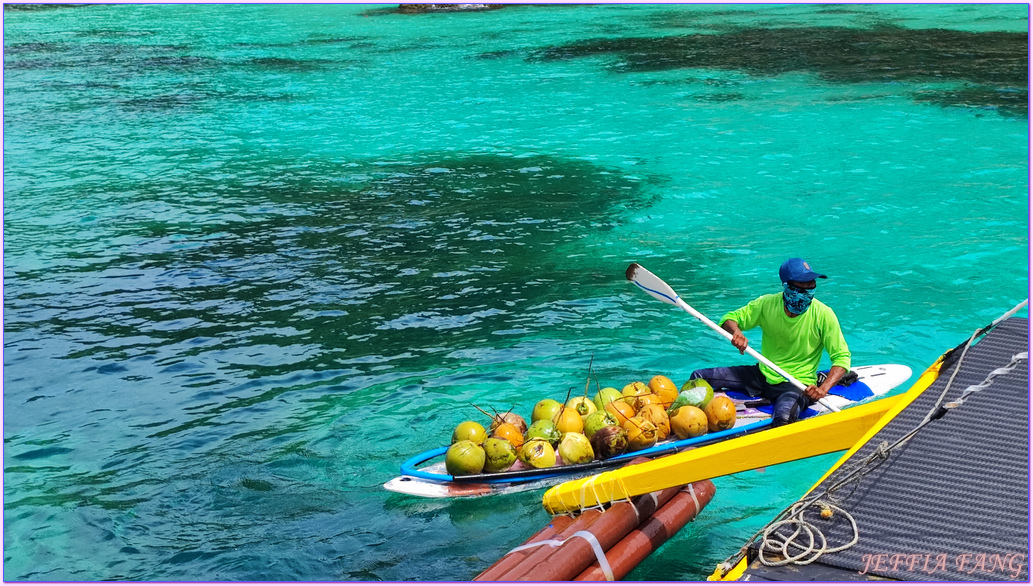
(554, 407, 585, 435)
(519, 438, 557, 468)
(452, 421, 488, 445)
(670, 405, 708, 439)
(566, 396, 597, 421)
(492, 422, 525, 450)
(482, 438, 518, 473)
(604, 399, 637, 426)
(704, 395, 737, 432)
(532, 399, 563, 423)
(649, 375, 680, 409)
(623, 416, 658, 452)
(634, 393, 664, 413)
(557, 432, 594, 465)
(636, 403, 671, 441)
(445, 440, 485, 475)
(622, 381, 650, 405)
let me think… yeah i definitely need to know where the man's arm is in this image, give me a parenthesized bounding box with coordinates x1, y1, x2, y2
(722, 319, 749, 355)
(721, 297, 763, 355)
(809, 307, 851, 400)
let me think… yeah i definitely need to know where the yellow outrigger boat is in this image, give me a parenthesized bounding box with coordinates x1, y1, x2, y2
(541, 390, 913, 514)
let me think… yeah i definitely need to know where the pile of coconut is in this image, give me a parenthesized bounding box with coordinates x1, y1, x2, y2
(445, 375, 736, 476)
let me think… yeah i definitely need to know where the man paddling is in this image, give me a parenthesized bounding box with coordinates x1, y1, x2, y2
(689, 258, 851, 427)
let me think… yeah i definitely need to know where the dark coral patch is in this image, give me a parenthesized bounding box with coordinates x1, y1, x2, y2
(531, 27, 1028, 115)
(3, 3, 85, 10)
(7, 154, 662, 374)
(696, 92, 745, 103)
(914, 86, 1029, 118)
(247, 57, 337, 71)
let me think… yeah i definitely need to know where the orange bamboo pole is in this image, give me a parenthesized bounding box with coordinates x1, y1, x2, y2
(506, 486, 682, 582)
(473, 514, 576, 581)
(574, 480, 717, 581)
(477, 457, 657, 582)
(492, 507, 607, 581)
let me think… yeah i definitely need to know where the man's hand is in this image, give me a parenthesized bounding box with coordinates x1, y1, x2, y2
(804, 384, 828, 401)
(807, 366, 848, 400)
(722, 319, 748, 355)
(801, 367, 842, 403)
(730, 332, 749, 354)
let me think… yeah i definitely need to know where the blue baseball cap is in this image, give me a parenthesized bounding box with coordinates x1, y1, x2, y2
(779, 258, 827, 283)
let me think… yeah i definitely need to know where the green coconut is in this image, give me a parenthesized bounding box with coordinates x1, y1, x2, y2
(531, 398, 563, 423)
(445, 440, 486, 475)
(452, 420, 488, 444)
(558, 432, 594, 465)
(525, 419, 561, 446)
(583, 410, 619, 441)
(519, 439, 557, 468)
(482, 438, 518, 473)
(592, 387, 623, 412)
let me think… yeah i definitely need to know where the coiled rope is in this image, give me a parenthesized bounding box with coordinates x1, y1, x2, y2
(714, 299, 1029, 576)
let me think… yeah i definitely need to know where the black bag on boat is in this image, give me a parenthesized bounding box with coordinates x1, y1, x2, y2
(817, 369, 859, 387)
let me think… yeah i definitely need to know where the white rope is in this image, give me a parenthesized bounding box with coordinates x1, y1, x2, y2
(572, 530, 615, 581)
(575, 474, 607, 515)
(507, 530, 615, 581)
(510, 484, 684, 581)
(758, 501, 859, 566)
(989, 299, 1029, 328)
(686, 483, 700, 513)
(945, 352, 1028, 409)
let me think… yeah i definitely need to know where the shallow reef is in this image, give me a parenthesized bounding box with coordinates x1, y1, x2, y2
(3, 3, 86, 11)
(530, 26, 1028, 116)
(14, 153, 661, 370)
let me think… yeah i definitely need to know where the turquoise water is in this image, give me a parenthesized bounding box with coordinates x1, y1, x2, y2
(3, 3, 1028, 581)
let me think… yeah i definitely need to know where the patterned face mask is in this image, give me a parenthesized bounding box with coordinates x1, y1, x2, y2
(783, 283, 815, 314)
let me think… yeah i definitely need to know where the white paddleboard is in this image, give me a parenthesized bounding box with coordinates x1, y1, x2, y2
(384, 364, 912, 499)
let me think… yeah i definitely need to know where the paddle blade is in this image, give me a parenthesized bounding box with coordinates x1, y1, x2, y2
(626, 263, 681, 306)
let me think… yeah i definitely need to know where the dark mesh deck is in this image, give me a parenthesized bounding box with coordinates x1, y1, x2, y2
(743, 317, 1029, 581)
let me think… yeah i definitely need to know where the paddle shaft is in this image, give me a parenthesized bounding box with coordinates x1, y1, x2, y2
(672, 296, 807, 391)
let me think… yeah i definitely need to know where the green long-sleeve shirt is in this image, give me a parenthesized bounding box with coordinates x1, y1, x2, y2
(720, 293, 851, 387)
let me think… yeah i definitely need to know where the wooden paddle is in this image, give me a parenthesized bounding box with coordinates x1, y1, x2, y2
(625, 262, 839, 412)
